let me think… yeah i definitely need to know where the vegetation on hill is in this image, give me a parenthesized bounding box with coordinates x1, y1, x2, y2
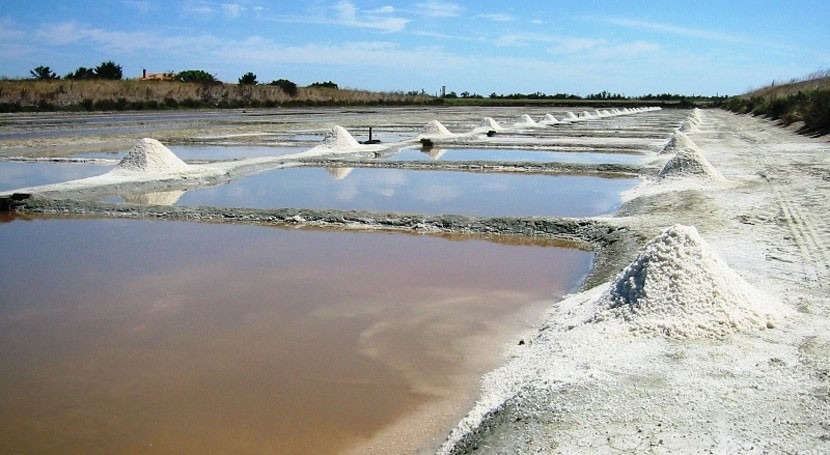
(723, 69, 830, 135)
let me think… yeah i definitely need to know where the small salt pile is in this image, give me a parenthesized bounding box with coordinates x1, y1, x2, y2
(543, 114, 561, 124)
(659, 130, 697, 154)
(513, 114, 537, 126)
(420, 119, 453, 136)
(594, 225, 782, 339)
(480, 117, 503, 131)
(116, 138, 188, 173)
(659, 144, 725, 181)
(319, 126, 360, 149)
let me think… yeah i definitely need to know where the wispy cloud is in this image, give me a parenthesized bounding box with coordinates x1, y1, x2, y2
(182, 0, 214, 18)
(476, 13, 514, 22)
(122, 0, 155, 14)
(599, 17, 745, 43)
(414, 1, 463, 17)
(33, 21, 220, 55)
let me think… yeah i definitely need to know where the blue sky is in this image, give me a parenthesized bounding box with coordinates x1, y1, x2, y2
(2, 1, 828, 96)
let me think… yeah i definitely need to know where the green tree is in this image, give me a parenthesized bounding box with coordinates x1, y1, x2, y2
(176, 69, 218, 83)
(65, 67, 96, 80)
(239, 72, 257, 85)
(30, 66, 59, 80)
(95, 61, 123, 80)
(269, 79, 298, 96)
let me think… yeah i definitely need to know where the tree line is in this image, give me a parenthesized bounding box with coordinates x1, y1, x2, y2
(26, 62, 342, 99)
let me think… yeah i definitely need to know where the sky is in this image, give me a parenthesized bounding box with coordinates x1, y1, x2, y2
(1, 1, 829, 97)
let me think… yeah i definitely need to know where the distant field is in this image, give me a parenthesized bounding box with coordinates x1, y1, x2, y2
(0, 80, 436, 112)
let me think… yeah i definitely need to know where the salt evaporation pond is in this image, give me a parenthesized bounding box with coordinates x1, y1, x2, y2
(77, 145, 307, 161)
(387, 147, 644, 165)
(0, 161, 114, 192)
(0, 217, 592, 454)
(125, 167, 637, 217)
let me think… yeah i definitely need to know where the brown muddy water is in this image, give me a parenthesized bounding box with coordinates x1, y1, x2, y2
(0, 218, 592, 454)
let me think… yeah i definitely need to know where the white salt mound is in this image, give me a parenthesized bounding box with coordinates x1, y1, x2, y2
(480, 117, 502, 131)
(543, 114, 560, 124)
(594, 225, 782, 339)
(565, 111, 578, 120)
(659, 145, 725, 180)
(421, 119, 452, 136)
(319, 126, 360, 149)
(660, 130, 698, 154)
(514, 114, 537, 126)
(116, 138, 188, 172)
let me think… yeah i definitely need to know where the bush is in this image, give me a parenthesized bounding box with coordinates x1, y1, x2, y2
(177, 70, 218, 83)
(269, 79, 298, 96)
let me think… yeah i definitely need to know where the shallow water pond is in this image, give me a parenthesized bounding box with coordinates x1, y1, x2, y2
(0, 218, 592, 454)
(122, 167, 637, 217)
(0, 161, 114, 192)
(387, 147, 644, 164)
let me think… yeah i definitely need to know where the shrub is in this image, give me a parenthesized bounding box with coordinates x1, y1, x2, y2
(95, 61, 123, 80)
(176, 70, 217, 83)
(238, 72, 257, 85)
(269, 79, 298, 96)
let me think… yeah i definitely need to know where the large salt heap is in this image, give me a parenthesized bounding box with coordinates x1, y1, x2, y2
(116, 138, 188, 173)
(594, 225, 783, 339)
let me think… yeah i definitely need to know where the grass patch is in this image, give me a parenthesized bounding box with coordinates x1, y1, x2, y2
(723, 70, 830, 135)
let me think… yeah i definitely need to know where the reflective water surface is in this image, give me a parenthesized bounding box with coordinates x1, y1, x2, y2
(0, 218, 592, 453)
(0, 161, 114, 192)
(161, 167, 637, 217)
(388, 147, 644, 165)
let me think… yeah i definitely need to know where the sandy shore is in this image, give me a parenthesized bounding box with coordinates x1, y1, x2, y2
(438, 110, 830, 453)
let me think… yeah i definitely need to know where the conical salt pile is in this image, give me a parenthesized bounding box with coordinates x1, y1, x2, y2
(543, 114, 560, 124)
(514, 114, 537, 126)
(564, 112, 578, 120)
(594, 225, 783, 339)
(659, 145, 725, 181)
(660, 130, 697, 154)
(420, 119, 452, 136)
(480, 117, 502, 131)
(116, 138, 188, 173)
(319, 126, 360, 149)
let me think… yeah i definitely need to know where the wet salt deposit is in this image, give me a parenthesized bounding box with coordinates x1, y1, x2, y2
(0, 217, 592, 454)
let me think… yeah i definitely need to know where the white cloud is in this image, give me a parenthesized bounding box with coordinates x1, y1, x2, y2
(330, 1, 409, 32)
(221, 3, 246, 19)
(415, 1, 463, 17)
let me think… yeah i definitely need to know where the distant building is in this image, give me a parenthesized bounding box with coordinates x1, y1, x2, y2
(139, 69, 176, 81)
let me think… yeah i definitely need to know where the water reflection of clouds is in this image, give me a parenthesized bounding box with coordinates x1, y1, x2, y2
(0, 162, 113, 192)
